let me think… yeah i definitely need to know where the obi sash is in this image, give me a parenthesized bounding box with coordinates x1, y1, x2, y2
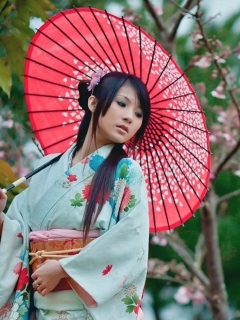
(29, 229, 99, 291)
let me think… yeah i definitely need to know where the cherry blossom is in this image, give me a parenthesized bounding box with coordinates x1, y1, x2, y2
(211, 85, 226, 99)
(155, 6, 163, 16)
(194, 57, 211, 68)
(151, 235, 167, 246)
(2, 119, 14, 128)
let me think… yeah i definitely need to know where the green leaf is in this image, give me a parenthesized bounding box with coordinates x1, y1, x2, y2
(132, 293, 139, 305)
(128, 195, 137, 208)
(0, 57, 12, 96)
(118, 163, 129, 179)
(121, 296, 133, 305)
(70, 193, 84, 207)
(126, 305, 134, 313)
(0, 35, 25, 79)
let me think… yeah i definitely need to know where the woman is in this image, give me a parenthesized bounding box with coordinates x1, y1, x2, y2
(0, 71, 150, 319)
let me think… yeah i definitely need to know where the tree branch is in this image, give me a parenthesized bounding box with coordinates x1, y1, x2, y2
(165, 233, 209, 287)
(214, 139, 240, 179)
(168, 0, 198, 41)
(217, 189, 240, 205)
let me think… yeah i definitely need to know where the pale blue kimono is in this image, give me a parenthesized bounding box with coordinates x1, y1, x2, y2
(0, 144, 149, 319)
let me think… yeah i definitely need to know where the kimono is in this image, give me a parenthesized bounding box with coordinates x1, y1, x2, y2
(0, 144, 149, 320)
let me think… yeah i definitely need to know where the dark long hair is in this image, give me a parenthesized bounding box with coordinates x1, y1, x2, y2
(76, 72, 150, 239)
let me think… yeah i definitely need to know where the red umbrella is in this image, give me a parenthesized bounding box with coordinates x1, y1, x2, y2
(23, 7, 211, 233)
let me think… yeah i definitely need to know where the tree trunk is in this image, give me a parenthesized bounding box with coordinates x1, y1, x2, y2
(201, 189, 230, 320)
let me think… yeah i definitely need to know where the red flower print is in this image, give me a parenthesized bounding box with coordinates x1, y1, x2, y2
(67, 174, 77, 182)
(120, 187, 131, 213)
(134, 300, 141, 315)
(82, 184, 91, 200)
(13, 261, 23, 275)
(102, 265, 112, 276)
(82, 185, 110, 204)
(17, 233, 23, 238)
(16, 267, 29, 291)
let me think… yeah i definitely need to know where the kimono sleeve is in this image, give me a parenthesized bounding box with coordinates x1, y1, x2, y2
(59, 159, 149, 307)
(0, 189, 29, 308)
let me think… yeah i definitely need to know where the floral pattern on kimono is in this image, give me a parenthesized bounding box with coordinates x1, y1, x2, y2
(0, 144, 149, 320)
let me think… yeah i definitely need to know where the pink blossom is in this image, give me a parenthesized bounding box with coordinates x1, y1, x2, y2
(192, 33, 203, 41)
(191, 290, 206, 305)
(125, 15, 135, 22)
(214, 55, 226, 64)
(0, 151, 5, 158)
(234, 170, 240, 177)
(210, 173, 215, 180)
(174, 286, 191, 305)
(2, 119, 13, 128)
(209, 135, 217, 143)
(174, 286, 206, 306)
(155, 6, 163, 15)
(151, 235, 167, 246)
(194, 57, 211, 68)
(211, 86, 226, 99)
(87, 69, 105, 91)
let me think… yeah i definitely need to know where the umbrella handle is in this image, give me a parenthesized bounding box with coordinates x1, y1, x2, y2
(2, 153, 62, 194)
(2, 177, 27, 194)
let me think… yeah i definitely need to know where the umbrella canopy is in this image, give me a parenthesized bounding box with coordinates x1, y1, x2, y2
(24, 7, 211, 233)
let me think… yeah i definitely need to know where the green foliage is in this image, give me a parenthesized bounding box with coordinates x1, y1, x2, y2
(0, 0, 57, 96)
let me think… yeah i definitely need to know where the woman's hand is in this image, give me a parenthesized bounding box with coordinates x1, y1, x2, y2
(31, 259, 68, 296)
(0, 189, 7, 236)
(0, 189, 7, 214)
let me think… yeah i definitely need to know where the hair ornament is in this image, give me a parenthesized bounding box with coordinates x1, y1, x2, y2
(87, 69, 106, 92)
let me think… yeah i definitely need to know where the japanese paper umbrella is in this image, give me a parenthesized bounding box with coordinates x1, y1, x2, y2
(23, 7, 211, 233)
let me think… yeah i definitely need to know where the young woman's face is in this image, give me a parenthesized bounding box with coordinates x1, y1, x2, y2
(96, 83, 143, 146)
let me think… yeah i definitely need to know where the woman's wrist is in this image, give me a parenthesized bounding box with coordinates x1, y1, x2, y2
(0, 212, 5, 236)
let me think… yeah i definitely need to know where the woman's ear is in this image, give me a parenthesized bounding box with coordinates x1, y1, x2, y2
(88, 95, 97, 112)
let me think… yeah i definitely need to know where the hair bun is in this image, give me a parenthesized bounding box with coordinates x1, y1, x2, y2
(78, 82, 91, 111)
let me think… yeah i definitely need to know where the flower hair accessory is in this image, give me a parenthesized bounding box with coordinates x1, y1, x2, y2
(87, 69, 106, 92)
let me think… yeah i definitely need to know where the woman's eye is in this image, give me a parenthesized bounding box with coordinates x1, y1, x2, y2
(117, 101, 126, 107)
(136, 111, 143, 118)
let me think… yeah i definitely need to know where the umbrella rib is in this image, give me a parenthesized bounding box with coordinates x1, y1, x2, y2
(28, 109, 81, 114)
(59, 10, 112, 72)
(150, 73, 188, 101)
(152, 107, 204, 114)
(42, 134, 77, 151)
(155, 115, 209, 134)
(24, 74, 76, 90)
(28, 41, 92, 79)
(25, 57, 87, 81)
(142, 137, 165, 232)
(138, 27, 142, 80)
(122, 17, 136, 75)
(148, 117, 210, 188)
(25, 93, 78, 100)
(151, 92, 196, 105)
(72, 7, 118, 71)
(34, 28, 98, 75)
(146, 123, 203, 209)
(148, 55, 172, 94)
(104, 10, 129, 73)
(146, 40, 157, 87)
(33, 119, 80, 133)
(153, 117, 210, 154)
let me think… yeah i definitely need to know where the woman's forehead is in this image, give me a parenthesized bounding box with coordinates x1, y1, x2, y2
(116, 83, 140, 106)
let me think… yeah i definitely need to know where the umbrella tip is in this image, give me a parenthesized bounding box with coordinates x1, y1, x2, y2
(182, 223, 185, 227)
